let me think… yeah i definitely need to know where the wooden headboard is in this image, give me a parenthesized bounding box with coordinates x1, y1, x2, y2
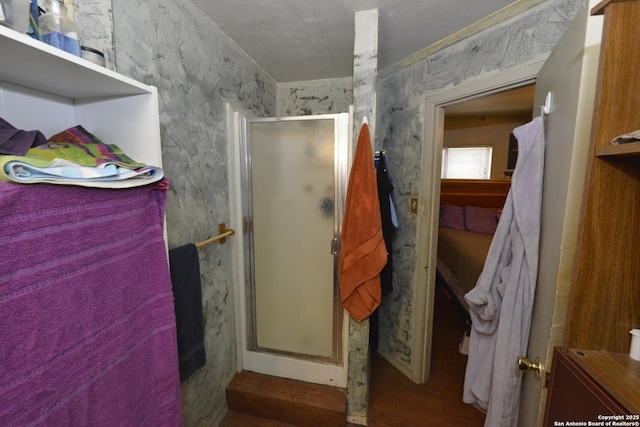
(440, 179, 511, 210)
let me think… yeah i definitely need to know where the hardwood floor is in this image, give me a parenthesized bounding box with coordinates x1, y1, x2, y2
(362, 284, 485, 426)
(222, 284, 485, 426)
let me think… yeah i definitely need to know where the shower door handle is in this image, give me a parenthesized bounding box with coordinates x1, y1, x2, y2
(331, 238, 339, 255)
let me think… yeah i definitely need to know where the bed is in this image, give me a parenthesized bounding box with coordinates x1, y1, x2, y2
(436, 179, 511, 314)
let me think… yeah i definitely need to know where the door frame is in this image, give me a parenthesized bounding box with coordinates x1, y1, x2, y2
(413, 61, 544, 384)
(225, 102, 350, 387)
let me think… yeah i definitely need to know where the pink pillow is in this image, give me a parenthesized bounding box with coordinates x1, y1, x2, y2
(464, 206, 500, 234)
(439, 204, 465, 230)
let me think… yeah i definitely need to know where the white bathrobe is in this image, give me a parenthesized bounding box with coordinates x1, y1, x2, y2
(463, 116, 545, 427)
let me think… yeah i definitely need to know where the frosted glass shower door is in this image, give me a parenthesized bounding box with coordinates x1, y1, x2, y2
(240, 113, 349, 386)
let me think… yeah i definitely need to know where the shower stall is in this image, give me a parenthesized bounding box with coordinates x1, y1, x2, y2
(229, 109, 351, 387)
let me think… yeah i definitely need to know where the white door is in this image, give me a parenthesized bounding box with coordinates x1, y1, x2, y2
(519, 1, 603, 425)
(227, 106, 350, 388)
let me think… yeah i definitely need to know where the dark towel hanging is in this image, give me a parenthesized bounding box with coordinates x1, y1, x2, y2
(376, 151, 396, 297)
(169, 243, 206, 383)
(371, 151, 397, 351)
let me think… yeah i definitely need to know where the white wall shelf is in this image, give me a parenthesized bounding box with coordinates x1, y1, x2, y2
(0, 25, 162, 168)
(0, 25, 150, 99)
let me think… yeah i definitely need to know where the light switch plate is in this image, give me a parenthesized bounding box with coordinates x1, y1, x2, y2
(410, 197, 418, 214)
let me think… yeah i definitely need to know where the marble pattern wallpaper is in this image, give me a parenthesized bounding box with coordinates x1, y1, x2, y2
(277, 77, 353, 116)
(375, 0, 584, 373)
(74, 0, 115, 70)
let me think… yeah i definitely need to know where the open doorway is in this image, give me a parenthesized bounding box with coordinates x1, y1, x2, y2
(412, 62, 543, 385)
(435, 84, 534, 368)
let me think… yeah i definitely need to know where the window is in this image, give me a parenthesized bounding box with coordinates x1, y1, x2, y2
(441, 146, 493, 179)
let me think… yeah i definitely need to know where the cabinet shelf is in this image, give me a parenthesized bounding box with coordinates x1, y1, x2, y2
(596, 141, 640, 157)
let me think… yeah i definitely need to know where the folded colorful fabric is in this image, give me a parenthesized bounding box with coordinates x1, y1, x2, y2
(0, 125, 164, 188)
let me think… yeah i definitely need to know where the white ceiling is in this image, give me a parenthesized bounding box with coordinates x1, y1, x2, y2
(191, 0, 522, 83)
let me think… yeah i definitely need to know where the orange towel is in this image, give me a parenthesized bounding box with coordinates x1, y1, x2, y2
(339, 123, 387, 322)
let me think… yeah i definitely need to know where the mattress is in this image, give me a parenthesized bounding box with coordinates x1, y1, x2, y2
(436, 227, 494, 312)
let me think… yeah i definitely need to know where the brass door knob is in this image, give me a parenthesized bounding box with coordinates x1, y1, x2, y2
(517, 356, 544, 378)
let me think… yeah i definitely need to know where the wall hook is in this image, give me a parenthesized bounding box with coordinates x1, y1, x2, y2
(541, 92, 552, 116)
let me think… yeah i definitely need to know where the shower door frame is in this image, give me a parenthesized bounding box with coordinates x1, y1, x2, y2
(227, 103, 351, 388)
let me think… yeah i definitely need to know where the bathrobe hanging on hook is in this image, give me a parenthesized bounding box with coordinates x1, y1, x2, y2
(463, 116, 545, 427)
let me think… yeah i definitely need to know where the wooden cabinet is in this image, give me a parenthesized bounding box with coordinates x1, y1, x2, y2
(544, 348, 631, 426)
(564, 0, 640, 357)
(0, 25, 161, 170)
(545, 0, 640, 421)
